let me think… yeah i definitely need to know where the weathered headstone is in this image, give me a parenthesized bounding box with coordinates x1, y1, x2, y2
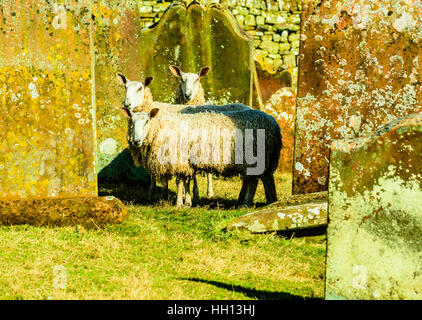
(326, 113, 422, 300)
(94, 0, 255, 183)
(0, 0, 126, 226)
(293, 0, 422, 194)
(0, 0, 96, 198)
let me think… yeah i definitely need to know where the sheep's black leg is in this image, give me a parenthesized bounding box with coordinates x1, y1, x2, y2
(193, 173, 200, 203)
(261, 172, 277, 204)
(162, 177, 169, 200)
(149, 176, 157, 202)
(243, 176, 259, 207)
(237, 176, 248, 206)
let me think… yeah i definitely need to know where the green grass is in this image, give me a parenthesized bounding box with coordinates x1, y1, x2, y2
(0, 172, 326, 300)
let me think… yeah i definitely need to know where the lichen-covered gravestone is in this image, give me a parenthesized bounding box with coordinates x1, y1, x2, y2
(0, 0, 127, 226)
(94, 0, 254, 183)
(293, 0, 422, 194)
(326, 113, 422, 300)
(0, 0, 96, 198)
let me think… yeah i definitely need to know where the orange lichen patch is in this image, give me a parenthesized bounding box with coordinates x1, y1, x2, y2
(0, 196, 128, 228)
(293, 0, 422, 194)
(264, 87, 297, 174)
(0, 1, 96, 199)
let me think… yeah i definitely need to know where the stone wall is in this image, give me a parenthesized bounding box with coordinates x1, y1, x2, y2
(139, 0, 302, 84)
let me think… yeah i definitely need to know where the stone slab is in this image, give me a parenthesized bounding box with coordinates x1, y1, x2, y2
(0, 196, 128, 228)
(227, 201, 327, 233)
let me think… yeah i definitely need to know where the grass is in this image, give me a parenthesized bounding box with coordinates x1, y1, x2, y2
(0, 172, 326, 300)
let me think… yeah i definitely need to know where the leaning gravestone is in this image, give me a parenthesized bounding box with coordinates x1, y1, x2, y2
(94, 0, 254, 183)
(293, 0, 422, 194)
(326, 113, 422, 300)
(0, 0, 126, 226)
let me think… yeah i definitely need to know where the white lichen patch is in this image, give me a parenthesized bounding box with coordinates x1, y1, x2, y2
(99, 138, 118, 155)
(393, 11, 416, 32)
(28, 82, 39, 99)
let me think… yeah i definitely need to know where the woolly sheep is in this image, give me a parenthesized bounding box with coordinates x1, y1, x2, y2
(169, 65, 213, 202)
(117, 74, 282, 207)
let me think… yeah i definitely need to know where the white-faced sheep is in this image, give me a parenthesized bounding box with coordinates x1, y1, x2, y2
(117, 74, 282, 207)
(169, 64, 213, 202)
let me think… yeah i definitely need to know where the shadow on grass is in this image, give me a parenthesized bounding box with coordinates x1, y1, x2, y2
(179, 278, 321, 300)
(98, 182, 268, 210)
(276, 226, 327, 239)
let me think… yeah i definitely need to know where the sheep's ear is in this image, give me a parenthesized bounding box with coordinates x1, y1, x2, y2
(120, 107, 131, 118)
(144, 76, 154, 87)
(169, 65, 182, 77)
(117, 72, 127, 85)
(199, 66, 211, 77)
(149, 108, 159, 119)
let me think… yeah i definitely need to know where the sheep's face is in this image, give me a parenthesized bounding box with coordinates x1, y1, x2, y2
(121, 108, 159, 147)
(169, 65, 210, 102)
(180, 73, 201, 101)
(132, 112, 151, 147)
(117, 73, 153, 111)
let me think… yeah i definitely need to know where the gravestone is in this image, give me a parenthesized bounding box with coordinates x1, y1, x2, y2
(0, 0, 127, 226)
(326, 113, 422, 300)
(94, 0, 254, 183)
(293, 0, 422, 194)
(0, 0, 96, 198)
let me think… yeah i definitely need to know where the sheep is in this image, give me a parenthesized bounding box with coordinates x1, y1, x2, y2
(169, 65, 213, 202)
(117, 74, 282, 208)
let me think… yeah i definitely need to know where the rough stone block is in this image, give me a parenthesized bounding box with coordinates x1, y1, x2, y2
(256, 15, 265, 25)
(279, 42, 291, 53)
(326, 113, 422, 300)
(259, 40, 279, 53)
(283, 54, 296, 67)
(244, 14, 256, 26)
(293, 0, 422, 194)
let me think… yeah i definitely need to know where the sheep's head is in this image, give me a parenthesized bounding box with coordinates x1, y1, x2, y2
(117, 73, 153, 112)
(121, 107, 159, 147)
(169, 65, 210, 101)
